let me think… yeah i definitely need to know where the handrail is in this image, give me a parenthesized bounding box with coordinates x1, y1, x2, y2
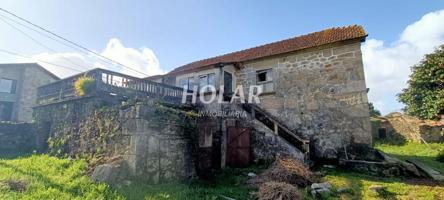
(37, 68, 192, 105)
(243, 104, 310, 155)
(251, 105, 308, 143)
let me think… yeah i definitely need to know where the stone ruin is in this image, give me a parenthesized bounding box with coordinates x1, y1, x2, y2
(371, 112, 444, 143)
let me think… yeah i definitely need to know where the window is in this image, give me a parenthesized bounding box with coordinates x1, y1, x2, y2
(0, 101, 13, 121)
(0, 78, 17, 94)
(256, 69, 273, 92)
(179, 77, 194, 90)
(198, 73, 216, 92)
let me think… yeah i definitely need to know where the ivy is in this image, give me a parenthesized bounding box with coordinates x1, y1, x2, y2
(47, 106, 121, 163)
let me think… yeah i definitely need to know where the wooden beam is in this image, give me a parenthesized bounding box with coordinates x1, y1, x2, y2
(274, 123, 278, 135)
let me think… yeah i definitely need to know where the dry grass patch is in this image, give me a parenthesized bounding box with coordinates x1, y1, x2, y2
(0, 179, 28, 192)
(248, 157, 318, 187)
(258, 181, 302, 200)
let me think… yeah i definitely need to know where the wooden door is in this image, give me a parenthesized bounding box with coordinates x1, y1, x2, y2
(226, 127, 251, 167)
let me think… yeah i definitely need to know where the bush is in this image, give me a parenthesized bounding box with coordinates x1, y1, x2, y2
(74, 76, 96, 96)
(437, 151, 444, 163)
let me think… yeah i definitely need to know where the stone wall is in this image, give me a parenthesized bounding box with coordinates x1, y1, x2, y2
(372, 113, 444, 143)
(33, 96, 110, 153)
(236, 40, 371, 159)
(121, 103, 197, 183)
(34, 97, 197, 183)
(0, 122, 36, 154)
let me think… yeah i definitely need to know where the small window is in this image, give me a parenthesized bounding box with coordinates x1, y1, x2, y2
(179, 77, 194, 90)
(256, 69, 273, 92)
(0, 101, 13, 121)
(199, 73, 216, 92)
(0, 78, 17, 94)
(199, 130, 212, 147)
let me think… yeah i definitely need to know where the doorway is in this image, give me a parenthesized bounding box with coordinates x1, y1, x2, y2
(226, 126, 251, 167)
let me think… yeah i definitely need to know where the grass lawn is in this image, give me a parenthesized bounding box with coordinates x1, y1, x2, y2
(0, 154, 123, 200)
(375, 142, 444, 174)
(322, 142, 444, 200)
(0, 154, 257, 200)
(115, 166, 261, 200)
(1, 142, 444, 199)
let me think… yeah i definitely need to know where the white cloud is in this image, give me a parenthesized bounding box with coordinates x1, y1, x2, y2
(19, 52, 92, 77)
(18, 38, 163, 78)
(362, 9, 444, 115)
(101, 38, 162, 78)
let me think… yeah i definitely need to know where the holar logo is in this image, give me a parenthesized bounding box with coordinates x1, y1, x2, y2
(182, 85, 263, 104)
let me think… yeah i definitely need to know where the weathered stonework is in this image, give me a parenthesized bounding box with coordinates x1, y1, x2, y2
(120, 103, 197, 183)
(236, 41, 371, 159)
(33, 97, 197, 184)
(0, 122, 36, 154)
(372, 113, 444, 143)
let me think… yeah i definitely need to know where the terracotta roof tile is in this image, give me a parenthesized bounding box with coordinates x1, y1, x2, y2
(168, 25, 367, 75)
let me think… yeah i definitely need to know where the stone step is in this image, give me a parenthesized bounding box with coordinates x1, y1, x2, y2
(406, 159, 444, 181)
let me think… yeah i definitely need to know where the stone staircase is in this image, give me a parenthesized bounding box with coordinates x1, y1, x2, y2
(242, 104, 310, 158)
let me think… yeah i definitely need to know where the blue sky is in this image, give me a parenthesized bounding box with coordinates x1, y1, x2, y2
(1, 1, 444, 114)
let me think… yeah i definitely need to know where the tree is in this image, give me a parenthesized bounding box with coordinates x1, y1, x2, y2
(398, 44, 444, 120)
(368, 102, 381, 117)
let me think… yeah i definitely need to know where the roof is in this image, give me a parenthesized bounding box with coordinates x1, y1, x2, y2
(168, 25, 367, 75)
(0, 63, 60, 80)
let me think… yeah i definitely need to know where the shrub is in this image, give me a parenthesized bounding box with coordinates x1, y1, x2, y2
(437, 151, 444, 163)
(74, 76, 96, 96)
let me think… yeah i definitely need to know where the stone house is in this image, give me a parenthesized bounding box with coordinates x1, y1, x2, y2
(149, 25, 372, 161)
(0, 63, 59, 122)
(27, 25, 373, 182)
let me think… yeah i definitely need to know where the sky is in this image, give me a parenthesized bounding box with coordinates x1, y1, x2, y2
(0, 1, 444, 114)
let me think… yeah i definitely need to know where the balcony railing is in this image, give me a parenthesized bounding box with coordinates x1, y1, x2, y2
(37, 68, 191, 105)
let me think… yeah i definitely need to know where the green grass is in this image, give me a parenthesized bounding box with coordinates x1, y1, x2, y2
(0, 154, 258, 200)
(0, 154, 123, 200)
(116, 167, 260, 200)
(2, 142, 444, 200)
(375, 142, 444, 174)
(322, 142, 444, 200)
(324, 168, 444, 200)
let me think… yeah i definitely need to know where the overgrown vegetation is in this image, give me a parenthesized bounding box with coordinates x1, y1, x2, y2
(0, 154, 260, 200)
(2, 142, 444, 199)
(116, 166, 263, 200)
(47, 107, 121, 165)
(0, 154, 123, 199)
(398, 44, 444, 120)
(74, 76, 96, 96)
(437, 151, 444, 163)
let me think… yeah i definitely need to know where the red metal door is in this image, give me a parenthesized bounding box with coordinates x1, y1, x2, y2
(226, 127, 251, 167)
